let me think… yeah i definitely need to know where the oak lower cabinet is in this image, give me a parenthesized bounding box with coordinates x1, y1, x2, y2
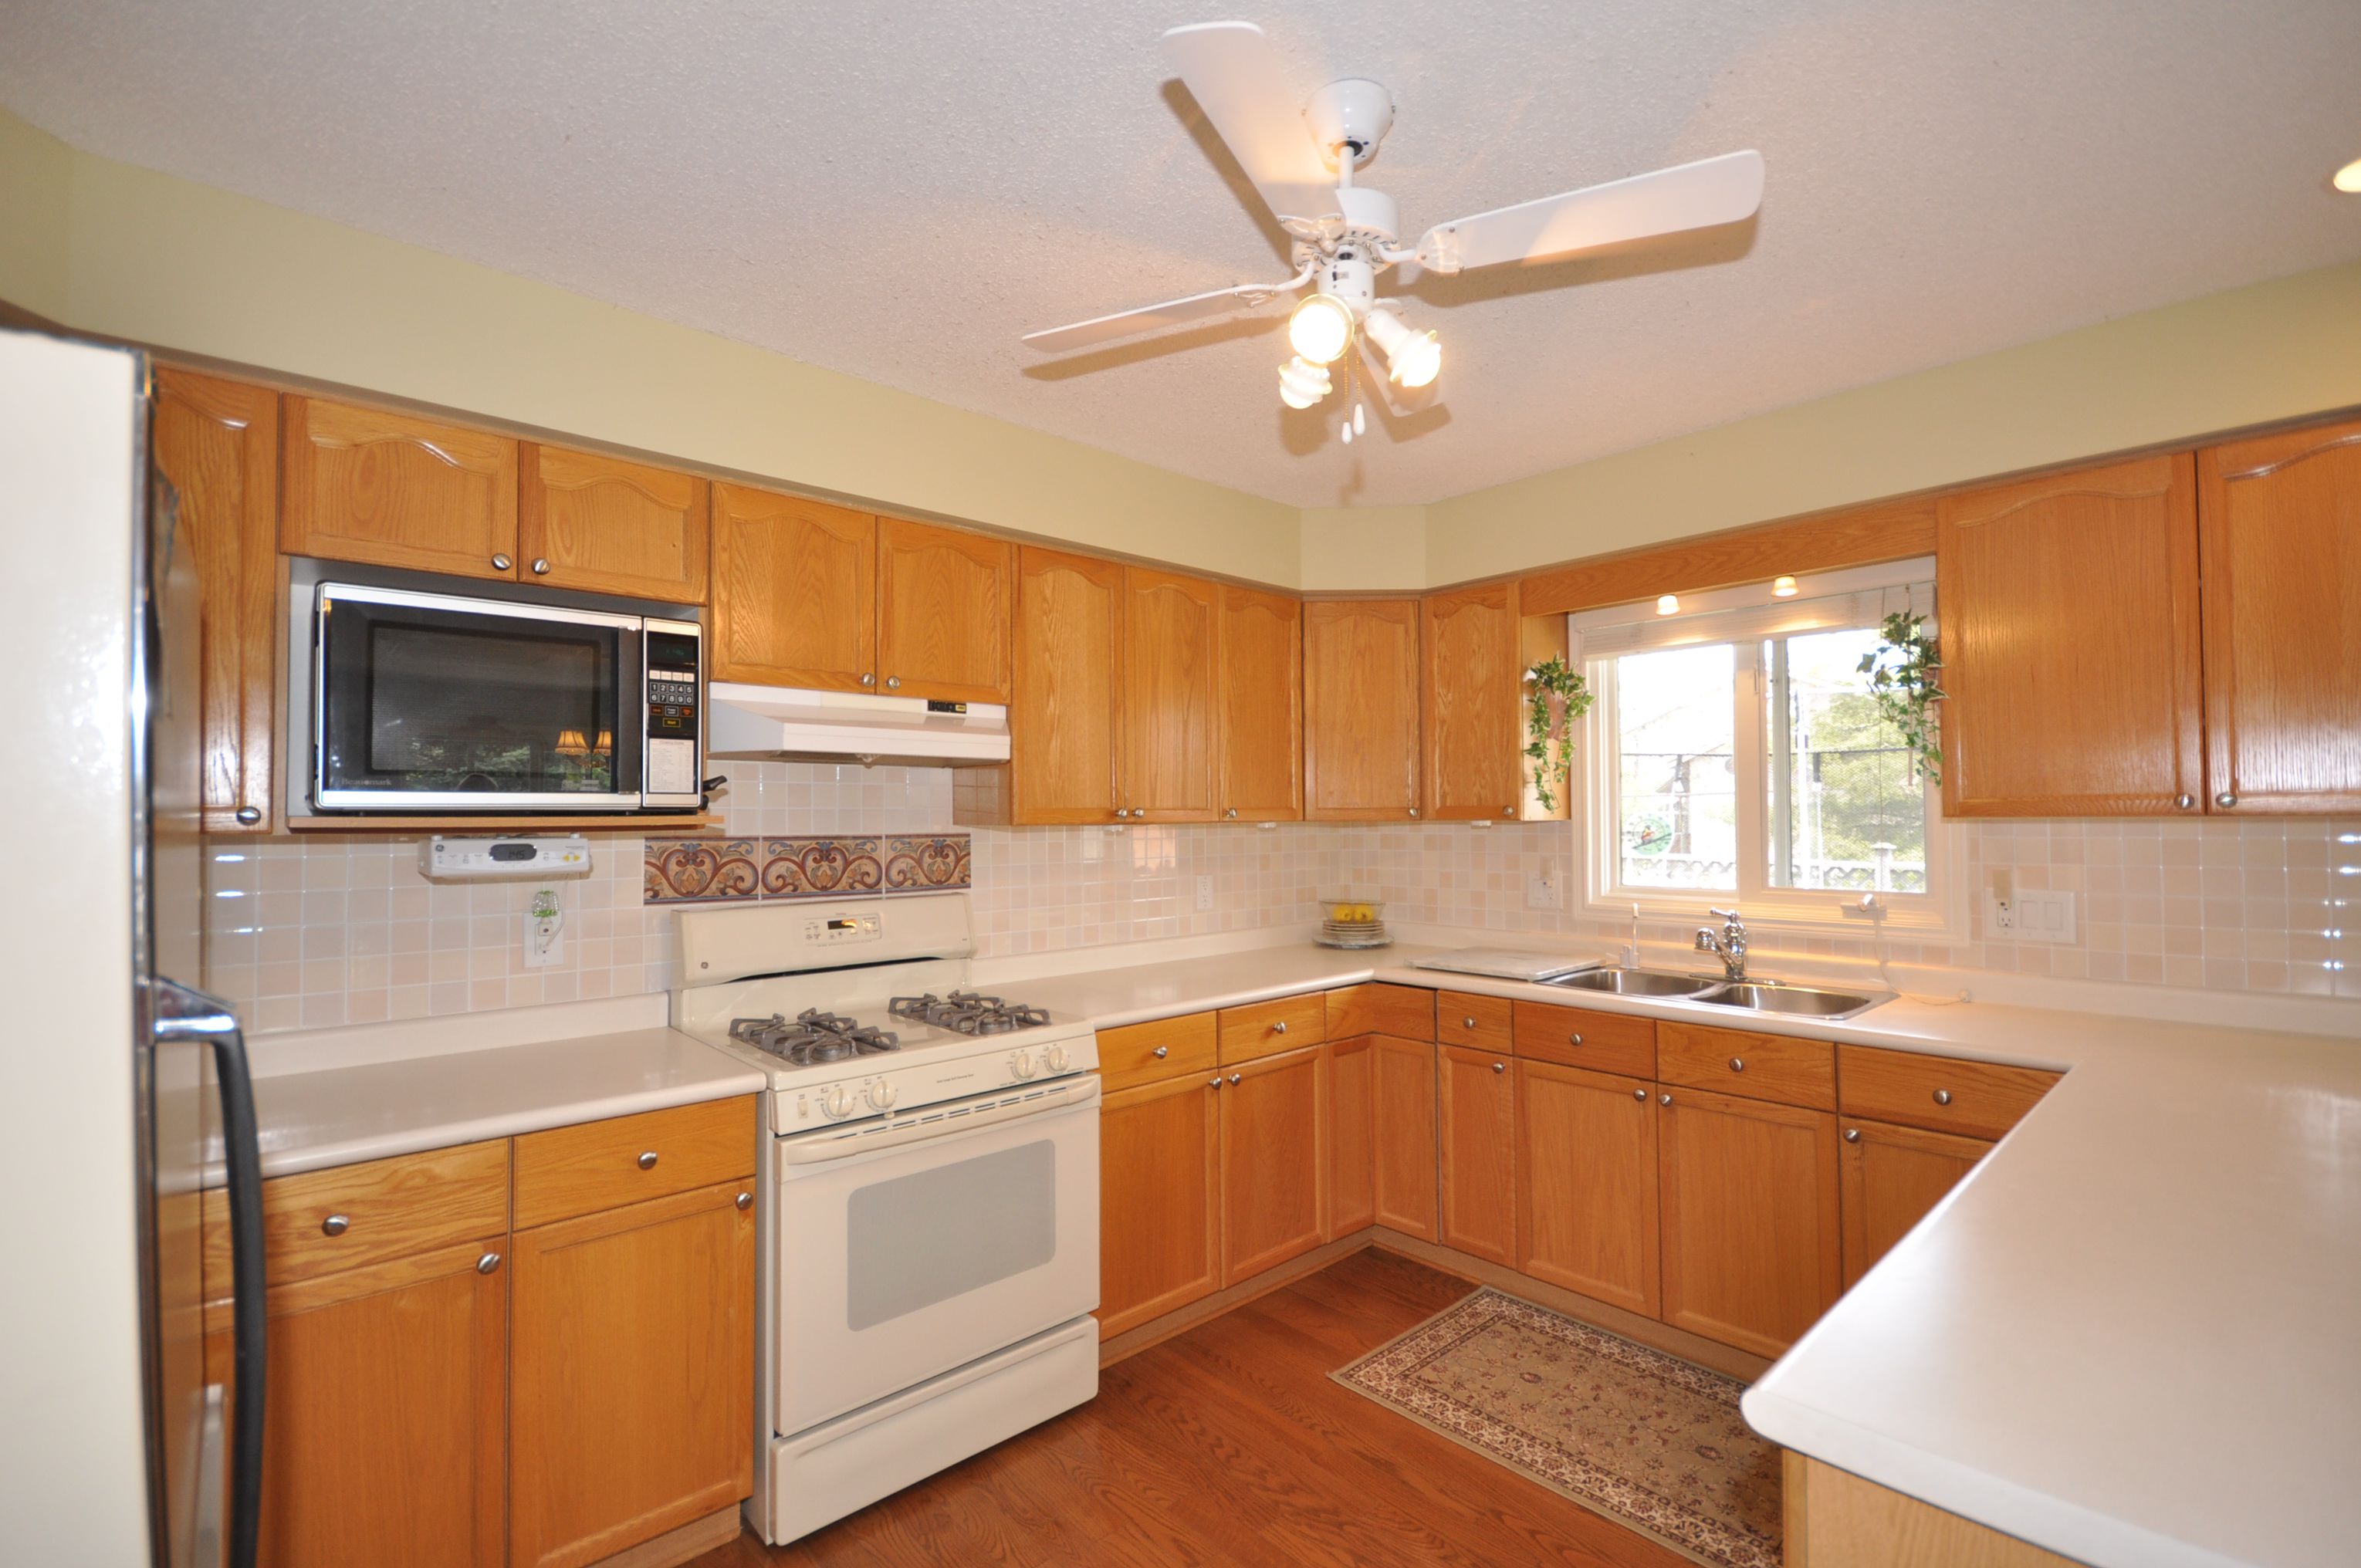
(1326, 1036, 1376, 1234)
(1515, 1061, 1660, 1317)
(1837, 1118, 1991, 1289)
(1219, 1044, 1331, 1281)
(1370, 1036, 1440, 1239)
(1436, 1044, 1517, 1265)
(1098, 1070, 1223, 1337)
(1657, 1085, 1842, 1359)
(509, 1179, 757, 1568)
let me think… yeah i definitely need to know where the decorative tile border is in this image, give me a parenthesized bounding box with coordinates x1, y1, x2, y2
(645, 833, 971, 905)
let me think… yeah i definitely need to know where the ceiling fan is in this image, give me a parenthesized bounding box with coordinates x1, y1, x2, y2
(1023, 21, 1764, 435)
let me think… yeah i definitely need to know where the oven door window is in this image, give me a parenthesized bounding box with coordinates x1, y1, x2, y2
(845, 1140, 1058, 1330)
(318, 596, 638, 800)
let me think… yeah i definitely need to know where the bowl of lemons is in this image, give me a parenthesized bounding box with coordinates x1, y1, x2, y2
(1317, 896, 1389, 949)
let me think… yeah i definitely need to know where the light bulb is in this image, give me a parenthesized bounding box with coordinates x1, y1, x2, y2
(1287, 294, 1355, 365)
(1363, 307, 1442, 388)
(1277, 355, 1332, 410)
(1656, 595, 1679, 617)
(2336, 157, 2361, 194)
(1771, 576, 1798, 598)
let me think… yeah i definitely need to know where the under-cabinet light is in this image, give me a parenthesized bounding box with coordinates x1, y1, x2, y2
(1655, 594, 1679, 616)
(1771, 576, 1798, 597)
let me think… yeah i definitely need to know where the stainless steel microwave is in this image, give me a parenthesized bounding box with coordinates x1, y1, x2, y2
(286, 563, 705, 816)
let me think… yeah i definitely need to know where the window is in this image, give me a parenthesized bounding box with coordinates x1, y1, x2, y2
(1576, 564, 1960, 935)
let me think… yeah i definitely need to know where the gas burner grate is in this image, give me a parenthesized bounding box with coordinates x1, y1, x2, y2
(728, 1009, 901, 1066)
(888, 989, 1053, 1036)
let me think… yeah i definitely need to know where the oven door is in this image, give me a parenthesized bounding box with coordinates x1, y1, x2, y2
(771, 1079, 1101, 1436)
(312, 582, 642, 810)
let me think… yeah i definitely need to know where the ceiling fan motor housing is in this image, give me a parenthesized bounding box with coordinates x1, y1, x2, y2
(1335, 184, 1399, 247)
(1305, 78, 1395, 167)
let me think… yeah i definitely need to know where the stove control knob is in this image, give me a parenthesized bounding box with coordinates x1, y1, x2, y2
(1010, 1049, 1037, 1080)
(1043, 1043, 1069, 1074)
(820, 1084, 856, 1120)
(865, 1080, 897, 1112)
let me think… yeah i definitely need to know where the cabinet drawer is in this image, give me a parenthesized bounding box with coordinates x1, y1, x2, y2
(1838, 1045, 2062, 1140)
(1436, 991, 1512, 1053)
(1218, 993, 1326, 1063)
(1100, 1011, 1219, 1091)
(1658, 1022, 1835, 1110)
(1324, 983, 1435, 1042)
(1511, 1001, 1656, 1078)
(202, 1139, 509, 1291)
(513, 1097, 757, 1229)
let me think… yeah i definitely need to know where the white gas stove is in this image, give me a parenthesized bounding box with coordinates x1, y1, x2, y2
(671, 891, 1100, 1546)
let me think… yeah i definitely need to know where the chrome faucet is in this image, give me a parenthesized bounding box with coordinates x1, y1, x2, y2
(1694, 907, 1749, 982)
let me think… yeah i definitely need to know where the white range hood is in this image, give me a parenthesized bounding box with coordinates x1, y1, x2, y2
(705, 681, 1010, 767)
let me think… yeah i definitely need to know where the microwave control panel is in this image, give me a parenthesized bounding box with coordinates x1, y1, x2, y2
(643, 622, 704, 801)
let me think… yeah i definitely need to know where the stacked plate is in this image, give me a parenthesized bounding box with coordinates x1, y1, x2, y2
(1317, 897, 1390, 949)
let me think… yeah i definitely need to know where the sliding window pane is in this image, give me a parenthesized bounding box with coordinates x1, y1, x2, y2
(1764, 627, 1928, 893)
(1613, 645, 1737, 890)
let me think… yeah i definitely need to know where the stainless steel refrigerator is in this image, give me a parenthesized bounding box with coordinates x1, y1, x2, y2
(0, 326, 264, 1567)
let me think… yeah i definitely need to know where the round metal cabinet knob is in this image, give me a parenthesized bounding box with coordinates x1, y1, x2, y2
(1659, 1093, 1673, 1106)
(476, 1252, 502, 1275)
(1273, 1021, 1288, 1035)
(1632, 1088, 1648, 1102)
(885, 676, 901, 690)
(860, 673, 875, 687)
(2175, 793, 2196, 810)
(1728, 1057, 1746, 1073)
(530, 559, 550, 575)
(1225, 808, 1238, 819)
(637, 1151, 658, 1170)
(1152, 1046, 1169, 1059)
(491, 553, 512, 570)
(2215, 792, 2238, 808)
(1228, 1073, 1241, 1086)
(1933, 1089, 1953, 1107)
(1408, 807, 1420, 819)
(320, 1214, 349, 1237)
(1568, 1033, 1584, 1046)
(1492, 1061, 1506, 1074)
(1844, 1128, 1862, 1144)
(1500, 806, 1514, 818)
(1208, 1076, 1223, 1089)
(736, 1192, 753, 1211)
(235, 806, 263, 826)
(1463, 1016, 1477, 1029)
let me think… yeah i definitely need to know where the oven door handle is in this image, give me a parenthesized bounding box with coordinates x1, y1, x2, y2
(776, 1076, 1101, 1168)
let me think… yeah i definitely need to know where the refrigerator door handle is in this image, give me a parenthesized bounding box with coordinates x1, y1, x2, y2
(154, 980, 264, 1568)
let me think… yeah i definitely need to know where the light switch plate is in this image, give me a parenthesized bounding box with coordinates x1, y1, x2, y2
(1195, 874, 1214, 912)
(1989, 888, 2076, 943)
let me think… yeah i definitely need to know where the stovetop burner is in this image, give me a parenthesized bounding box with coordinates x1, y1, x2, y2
(728, 1009, 901, 1066)
(888, 989, 1052, 1036)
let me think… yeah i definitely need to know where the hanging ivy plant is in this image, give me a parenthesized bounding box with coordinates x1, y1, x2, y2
(1524, 655, 1595, 813)
(1857, 610, 1947, 784)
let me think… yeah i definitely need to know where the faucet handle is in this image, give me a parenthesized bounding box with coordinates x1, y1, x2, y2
(1709, 907, 1743, 923)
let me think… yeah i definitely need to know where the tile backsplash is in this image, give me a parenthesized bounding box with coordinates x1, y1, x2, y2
(204, 763, 2361, 1033)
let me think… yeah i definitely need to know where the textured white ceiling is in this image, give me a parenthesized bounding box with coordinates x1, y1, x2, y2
(7, 2, 2360, 508)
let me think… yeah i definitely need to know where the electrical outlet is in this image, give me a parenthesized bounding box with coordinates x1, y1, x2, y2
(1195, 874, 1214, 912)
(1525, 864, 1561, 910)
(524, 888, 565, 968)
(1989, 888, 2075, 944)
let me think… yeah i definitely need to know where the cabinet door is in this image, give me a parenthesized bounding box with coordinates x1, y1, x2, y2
(153, 369, 280, 833)
(519, 444, 709, 603)
(1516, 1061, 1659, 1317)
(1838, 1118, 1991, 1289)
(1303, 598, 1422, 820)
(875, 517, 1013, 703)
(1218, 583, 1303, 820)
(2198, 421, 2361, 813)
(1326, 1036, 1375, 1235)
(510, 1180, 756, 1568)
(1011, 547, 1125, 823)
(1659, 1085, 1841, 1358)
(1437, 1044, 1516, 1265)
(1938, 454, 2203, 816)
(1121, 567, 1221, 821)
(1422, 580, 1524, 822)
(280, 397, 519, 580)
(1099, 1072, 1222, 1337)
(1370, 1036, 1438, 1240)
(1219, 1044, 1328, 1284)
(236, 1241, 507, 1568)
(708, 485, 875, 691)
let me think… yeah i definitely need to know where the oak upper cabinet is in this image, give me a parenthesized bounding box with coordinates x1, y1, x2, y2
(2198, 420, 2361, 813)
(709, 486, 876, 689)
(1658, 1084, 1842, 1358)
(1219, 1044, 1330, 1282)
(1010, 547, 1126, 822)
(1422, 580, 1524, 822)
(519, 444, 709, 603)
(153, 368, 280, 833)
(1837, 1118, 1990, 1289)
(1326, 1036, 1376, 1235)
(509, 1178, 756, 1568)
(1217, 583, 1304, 821)
(1938, 454, 2204, 816)
(1516, 1060, 1660, 1317)
(875, 517, 1013, 703)
(1304, 598, 1422, 820)
(1370, 1036, 1439, 1239)
(1098, 1070, 1223, 1337)
(1436, 1044, 1517, 1266)
(1122, 567, 1222, 821)
(281, 396, 519, 580)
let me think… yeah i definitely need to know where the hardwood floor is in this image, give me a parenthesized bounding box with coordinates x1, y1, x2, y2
(691, 1248, 1696, 1568)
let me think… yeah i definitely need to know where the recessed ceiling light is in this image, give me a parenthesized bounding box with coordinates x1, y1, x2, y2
(2336, 157, 2361, 194)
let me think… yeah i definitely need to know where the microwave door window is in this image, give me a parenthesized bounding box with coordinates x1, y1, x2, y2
(321, 604, 627, 799)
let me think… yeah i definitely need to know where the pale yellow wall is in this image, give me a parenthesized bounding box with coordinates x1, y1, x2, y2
(0, 110, 1304, 586)
(1298, 505, 1428, 593)
(1426, 259, 2361, 586)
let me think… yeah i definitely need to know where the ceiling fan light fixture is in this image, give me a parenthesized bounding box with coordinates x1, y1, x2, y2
(1278, 355, 1333, 409)
(2336, 157, 2361, 194)
(1287, 293, 1356, 365)
(1363, 307, 1441, 388)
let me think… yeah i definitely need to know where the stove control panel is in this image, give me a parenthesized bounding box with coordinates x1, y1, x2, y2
(803, 913, 882, 948)
(777, 1032, 1102, 1130)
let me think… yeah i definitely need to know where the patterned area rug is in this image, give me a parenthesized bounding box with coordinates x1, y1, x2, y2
(1331, 1289, 1782, 1568)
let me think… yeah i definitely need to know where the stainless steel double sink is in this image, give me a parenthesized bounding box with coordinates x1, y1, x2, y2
(1548, 967, 1891, 1020)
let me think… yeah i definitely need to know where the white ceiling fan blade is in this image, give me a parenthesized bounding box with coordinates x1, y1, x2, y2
(1160, 21, 1339, 228)
(1021, 275, 1299, 353)
(1414, 149, 1764, 274)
